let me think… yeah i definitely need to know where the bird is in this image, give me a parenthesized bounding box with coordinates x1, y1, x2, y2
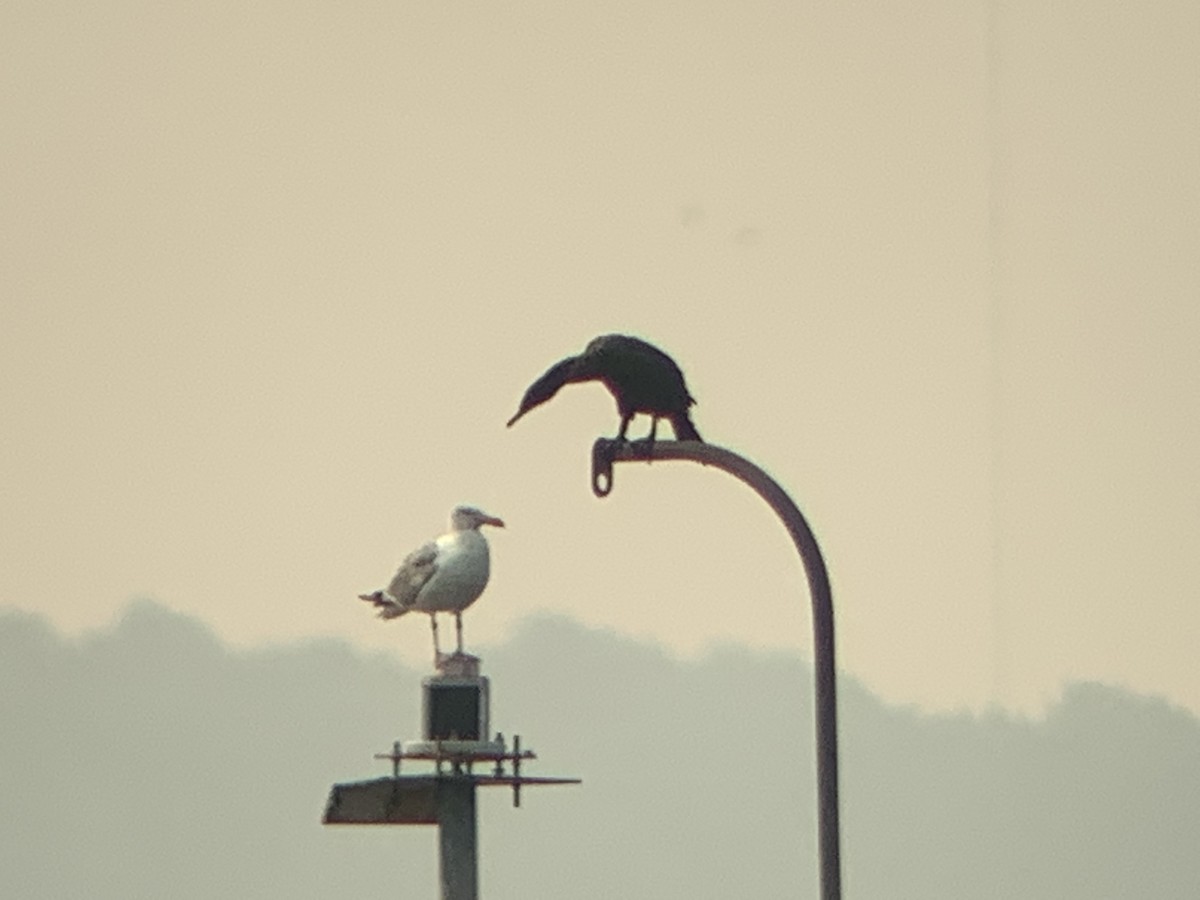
(506, 334, 703, 445)
(358, 505, 504, 661)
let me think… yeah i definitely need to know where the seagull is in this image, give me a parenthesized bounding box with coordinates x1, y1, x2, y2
(506, 334, 703, 445)
(359, 505, 504, 660)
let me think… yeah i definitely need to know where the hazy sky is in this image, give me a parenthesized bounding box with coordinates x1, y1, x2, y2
(2, 1, 1197, 715)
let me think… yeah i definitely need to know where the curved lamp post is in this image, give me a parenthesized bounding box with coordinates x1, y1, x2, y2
(592, 438, 842, 900)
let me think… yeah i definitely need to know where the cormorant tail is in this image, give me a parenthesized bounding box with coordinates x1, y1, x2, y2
(671, 411, 703, 442)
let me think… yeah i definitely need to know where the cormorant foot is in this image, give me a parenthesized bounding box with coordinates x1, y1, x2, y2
(629, 437, 657, 460)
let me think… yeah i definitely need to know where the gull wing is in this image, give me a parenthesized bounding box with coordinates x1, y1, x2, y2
(385, 540, 440, 610)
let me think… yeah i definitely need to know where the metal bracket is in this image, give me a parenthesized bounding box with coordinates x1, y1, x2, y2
(591, 438, 617, 496)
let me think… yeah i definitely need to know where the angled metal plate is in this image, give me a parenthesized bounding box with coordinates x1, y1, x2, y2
(323, 776, 439, 825)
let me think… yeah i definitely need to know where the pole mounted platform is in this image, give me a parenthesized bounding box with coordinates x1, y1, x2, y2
(323, 652, 579, 900)
(591, 437, 842, 900)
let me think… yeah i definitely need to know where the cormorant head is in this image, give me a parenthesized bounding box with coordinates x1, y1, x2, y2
(505, 356, 578, 427)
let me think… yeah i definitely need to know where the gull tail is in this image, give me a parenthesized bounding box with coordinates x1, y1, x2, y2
(359, 591, 408, 620)
(670, 411, 703, 442)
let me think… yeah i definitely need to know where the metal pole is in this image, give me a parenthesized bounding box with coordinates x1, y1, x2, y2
(592, 438, 842, 900)
(437, 777, 478, 900)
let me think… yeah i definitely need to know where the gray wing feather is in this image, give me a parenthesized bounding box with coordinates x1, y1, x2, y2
(386, 540, 440, 609)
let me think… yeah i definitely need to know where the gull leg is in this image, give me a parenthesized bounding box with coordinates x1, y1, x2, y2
(430, 614, 441, 661)
(455, 612, 464, 654)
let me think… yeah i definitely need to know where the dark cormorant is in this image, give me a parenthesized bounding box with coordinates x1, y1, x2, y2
(506, 334, 703, 443)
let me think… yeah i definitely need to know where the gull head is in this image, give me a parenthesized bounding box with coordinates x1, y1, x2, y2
(450, 505, 505, 531)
